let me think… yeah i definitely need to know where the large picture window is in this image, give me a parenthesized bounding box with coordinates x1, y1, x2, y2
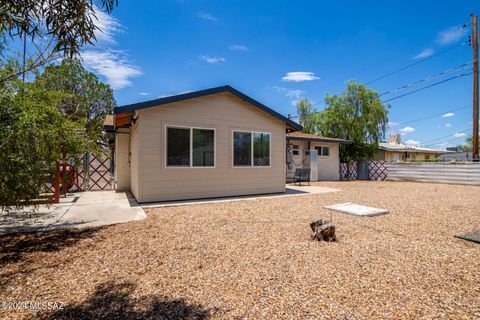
(166, 126, 215, 167)
(233, 131, 270, 167)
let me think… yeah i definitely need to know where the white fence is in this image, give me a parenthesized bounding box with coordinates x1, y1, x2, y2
(386, 162, 480, 186)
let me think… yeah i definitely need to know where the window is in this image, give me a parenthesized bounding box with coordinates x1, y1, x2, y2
(193, 128, 214, 166)
(166, 126, 215, 167)
(167, 128, 190, 166)
(425, 154, 430, 161)
(233, 131, 270, 167)
(292, 144, 299, 156)
(315, 146, 330, 157)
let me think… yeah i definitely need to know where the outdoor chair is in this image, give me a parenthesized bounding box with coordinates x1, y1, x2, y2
(293, 168, 311, 186)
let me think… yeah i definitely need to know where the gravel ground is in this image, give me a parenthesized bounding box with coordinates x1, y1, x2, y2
(0, 181, 479, 319)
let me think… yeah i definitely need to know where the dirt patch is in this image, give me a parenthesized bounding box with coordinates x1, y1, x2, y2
(1, 181, 479, 319)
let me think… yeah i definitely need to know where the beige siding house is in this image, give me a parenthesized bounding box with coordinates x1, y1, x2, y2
(286, 132, 351, 181)
(112, 86, 301, 202)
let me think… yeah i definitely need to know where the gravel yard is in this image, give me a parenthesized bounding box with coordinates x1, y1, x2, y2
(1, 181, 479, 319)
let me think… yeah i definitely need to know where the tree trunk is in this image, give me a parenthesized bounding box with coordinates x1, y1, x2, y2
(310, 219, 336, 242)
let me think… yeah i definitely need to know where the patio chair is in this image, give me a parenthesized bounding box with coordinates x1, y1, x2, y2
(294, 168, 311, 186)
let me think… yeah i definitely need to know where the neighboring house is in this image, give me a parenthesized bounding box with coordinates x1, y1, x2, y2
(373, 133, 446, 162)
(111, 85, 302, 202)
(286, 132, 351, 181)
(437, 151, 474, 162)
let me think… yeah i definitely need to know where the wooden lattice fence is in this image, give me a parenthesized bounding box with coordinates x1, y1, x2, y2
(340, 160, 390, 181)
(44, 152, 112, 193)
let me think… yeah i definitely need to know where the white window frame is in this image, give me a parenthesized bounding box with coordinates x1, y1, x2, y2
(315, 145, 330, 157)
(232, 130, 271, 168)
(292, 144, 300, 156)
(165, 125, 216, 168)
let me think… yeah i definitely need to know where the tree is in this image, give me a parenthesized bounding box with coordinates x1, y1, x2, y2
(316, 81, 389, 162)
(0, 0, 117, 57)
(34, 59, 116, 142)
(0, 0, 118, 82)
(456, 135, 480, 152)
(296, 98, 316, 134)
(0, 74, 91, 210)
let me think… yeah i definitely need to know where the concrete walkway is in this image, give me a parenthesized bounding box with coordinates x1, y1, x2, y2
(141, 184, 340, 208)
(0, 191, 145, 235)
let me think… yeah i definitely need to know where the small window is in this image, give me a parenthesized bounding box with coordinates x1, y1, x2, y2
(253, 132, 270, 166)
(167, 127, 190, 166)
(233, 131, 271, 167)
(192, 128, 214, 166)
(233, 132, 252, 166)
(292, 144, 299, 156)
(166, 126, 215, 167)
(315, 146, 330, 157)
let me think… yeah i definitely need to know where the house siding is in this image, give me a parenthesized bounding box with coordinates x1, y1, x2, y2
(129, 119, 141, 200)
(114, 129, 130, 190)
(286, 140, 340, 181)
(134, 92, 286, 202)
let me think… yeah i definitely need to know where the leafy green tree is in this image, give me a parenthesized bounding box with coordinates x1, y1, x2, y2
(317, 81, 389, 162)
(456, 135, 479, 152)
(34, 59, 116, 142)
(0, 0, 117, 57)
(0, 76, 91, 210)
(296, 98, 316, 134)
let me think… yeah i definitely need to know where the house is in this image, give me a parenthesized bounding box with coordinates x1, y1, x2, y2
(286, 132, 351, 181)
(373, 133, 447, 162)
(111, 85, 302, 202)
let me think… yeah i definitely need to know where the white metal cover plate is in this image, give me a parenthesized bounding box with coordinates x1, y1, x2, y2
(324, 203, 389, 217)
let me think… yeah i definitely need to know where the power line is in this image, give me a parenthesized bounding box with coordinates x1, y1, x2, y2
(382, 72, 472, 103)
(366, 41, 467, 85)
(380, 62, 472, 96)
(396, 104, 471, 126)
(421, 128, 470, 145)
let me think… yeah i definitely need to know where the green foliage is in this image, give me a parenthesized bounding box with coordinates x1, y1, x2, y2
(0, 78, 91, 210)
(298, 81, 389, 162)
(456, 135, 479, 152)
(296, 98, 316, 134)
(0, 0, 117, 57)
(34, 59, 116, 142)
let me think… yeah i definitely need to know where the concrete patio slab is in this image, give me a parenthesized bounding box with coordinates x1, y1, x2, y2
(0, 191, 145, 235)
(141, 184, 340, 208)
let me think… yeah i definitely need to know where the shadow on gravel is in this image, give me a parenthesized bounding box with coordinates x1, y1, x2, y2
(40, 281, 211, 320)
(0, 227, 103, 265)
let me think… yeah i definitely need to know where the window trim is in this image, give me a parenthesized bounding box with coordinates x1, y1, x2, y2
(315, 145, 331, 157)
(292, 144, 300, 156)
(165, 124, 216, 168)
(232, 130, 271, 168)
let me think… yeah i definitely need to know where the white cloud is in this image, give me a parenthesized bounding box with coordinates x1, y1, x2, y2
(282, 72, 319, 82)
(138, 92, 150, 96)
(228, 44, 249, 52)
(445, 123, 452, 127)
(198, 11, 217, 22)
(82, 50, 142, 89)
(399, 126, 415, 134)
(199, 55, 226, 64)
(453, 132, 466, 138)
(405, 139, 421, 146)
(413, 48, 434, 60)
(273, 86, 305, 99)
(436, 25, 467, 45)
(388, 121, 399, 127)
(82, 6, 142, 90)
(442, 112, 455, 118)
(93, 7, 122, 45)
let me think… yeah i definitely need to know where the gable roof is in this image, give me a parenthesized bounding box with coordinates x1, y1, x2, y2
(113, 85, 302, 131)
(286, 132, 351, 144)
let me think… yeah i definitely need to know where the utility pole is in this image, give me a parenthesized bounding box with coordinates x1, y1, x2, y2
(472, 14, 479, 161)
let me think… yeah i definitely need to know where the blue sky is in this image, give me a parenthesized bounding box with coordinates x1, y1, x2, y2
(84, 0, 479, 149)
